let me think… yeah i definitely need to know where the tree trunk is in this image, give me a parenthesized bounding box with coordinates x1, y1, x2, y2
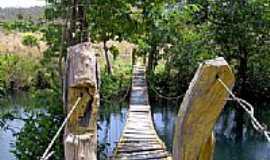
(59, 2, 69, 107)
(68, 0, 89, 45)
(147, 45, 156, 73)
(235, 43, 248, 142)
(69, 0, 77, 45)
(143, 54, 147, 65)
(78, 3, 89, 42)
(103, 40, 113, 75)
(132, 49, 136, 66)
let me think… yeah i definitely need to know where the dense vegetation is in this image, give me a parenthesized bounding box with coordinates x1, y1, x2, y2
(0, 0, 269, 159)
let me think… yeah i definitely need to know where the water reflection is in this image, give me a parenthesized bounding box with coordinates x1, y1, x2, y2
(98, 102, 270, 160)
(0, 94, 31, 160)
(1, 99, 269, 160)
(98, 107, 128, 158)
(0, 114, 24, 160)
(151, 102, 178, 151)
(215, 137, 270, 160)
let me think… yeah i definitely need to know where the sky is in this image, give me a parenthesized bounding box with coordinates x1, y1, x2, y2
(0, 0, 45, 8)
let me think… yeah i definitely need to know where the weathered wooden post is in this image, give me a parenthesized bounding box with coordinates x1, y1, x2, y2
(173, 57, 235, 160)
(64, 42, 99, 160)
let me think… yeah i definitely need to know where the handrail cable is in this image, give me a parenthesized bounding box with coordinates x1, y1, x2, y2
(40, 97, 82, 160)
(147, 79, 184, 100)
(218, 78, 270, 142)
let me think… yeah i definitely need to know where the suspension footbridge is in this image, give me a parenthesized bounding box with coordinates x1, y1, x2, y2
(114, 65, 172, 159)
(40, 42, 269, 160)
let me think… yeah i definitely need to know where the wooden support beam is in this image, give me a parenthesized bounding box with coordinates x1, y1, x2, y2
(173, 57, 235, 160)
(64, 42, 99, 160)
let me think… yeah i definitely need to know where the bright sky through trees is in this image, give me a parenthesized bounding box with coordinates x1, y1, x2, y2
(0, 0, 45, 8)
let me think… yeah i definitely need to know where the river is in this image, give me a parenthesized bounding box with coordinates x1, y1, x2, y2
(0, 100, 270, 160)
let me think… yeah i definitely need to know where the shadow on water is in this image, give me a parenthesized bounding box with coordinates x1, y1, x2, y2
(1, 94, 270, 160)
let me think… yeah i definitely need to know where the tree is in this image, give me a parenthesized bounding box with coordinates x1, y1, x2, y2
(88, 0, 135, 74)
(12, 0, 92, 159)
(206, 0, 270, 141)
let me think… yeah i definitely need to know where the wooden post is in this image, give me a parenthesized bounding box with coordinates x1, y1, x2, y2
(64, 42, 99, 160)
(173, 57, 235, 160)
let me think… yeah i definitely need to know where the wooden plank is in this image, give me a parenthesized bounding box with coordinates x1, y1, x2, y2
(117, 146, 166, 153)
(173, 57, 235, 160)
(114, 65, 171, 159)
(124, 131, 155, 135)
(116, 150, 170, 160)
(119, 139, 159, 143)
(117, 143, 161, 148)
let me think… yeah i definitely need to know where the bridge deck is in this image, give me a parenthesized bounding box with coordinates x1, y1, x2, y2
(114, 65, 171, 160)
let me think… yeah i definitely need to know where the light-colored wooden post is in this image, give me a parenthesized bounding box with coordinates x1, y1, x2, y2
(64, 42, 99, 160)
(173, 57, 235, 160)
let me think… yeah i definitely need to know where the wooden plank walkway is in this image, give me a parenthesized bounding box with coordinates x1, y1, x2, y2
(114, 65, 171, 160)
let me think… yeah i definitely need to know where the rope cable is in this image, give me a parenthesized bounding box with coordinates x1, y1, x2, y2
(40, 97, 82, 160)
(147, 79, 184, 100)
(217, 78, 270, 142)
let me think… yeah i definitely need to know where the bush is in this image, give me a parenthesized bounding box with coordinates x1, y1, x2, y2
(100, 59, 132, 103)
(22, 34, 39, 47)
(12, 88, 64, 160)
(2, 20, 39, 33)
(0, 54, 40, 92)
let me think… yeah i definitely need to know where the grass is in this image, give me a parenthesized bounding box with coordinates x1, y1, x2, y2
(0, 54, 41, 94)
(0, 30, 46, 58)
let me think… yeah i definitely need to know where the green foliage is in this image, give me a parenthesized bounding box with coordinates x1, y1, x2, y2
(1, 20, 39, 33)
(40, 24, 62, 60)
(128, 2, 214, 98)
(100, 59, 132, 103)
(88, 0, 134, 42)
(0, 0, 269, 158)
(205, 0, 270, 102)
(0, 54, 63, 160)
(9, 54, 63, 160)
(22, 34, 39, 47)
(143, 0, 270, 140)
(143, 0, 270, 104)
(0, 55, 40, 93)
(12, 88, 64, 160)
(0, 2, 65, 160)
(109, 45, 120, 60)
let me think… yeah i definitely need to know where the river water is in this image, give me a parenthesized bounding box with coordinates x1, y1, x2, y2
(98, 103, 270, 160)
(1, 101, 270, 160)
